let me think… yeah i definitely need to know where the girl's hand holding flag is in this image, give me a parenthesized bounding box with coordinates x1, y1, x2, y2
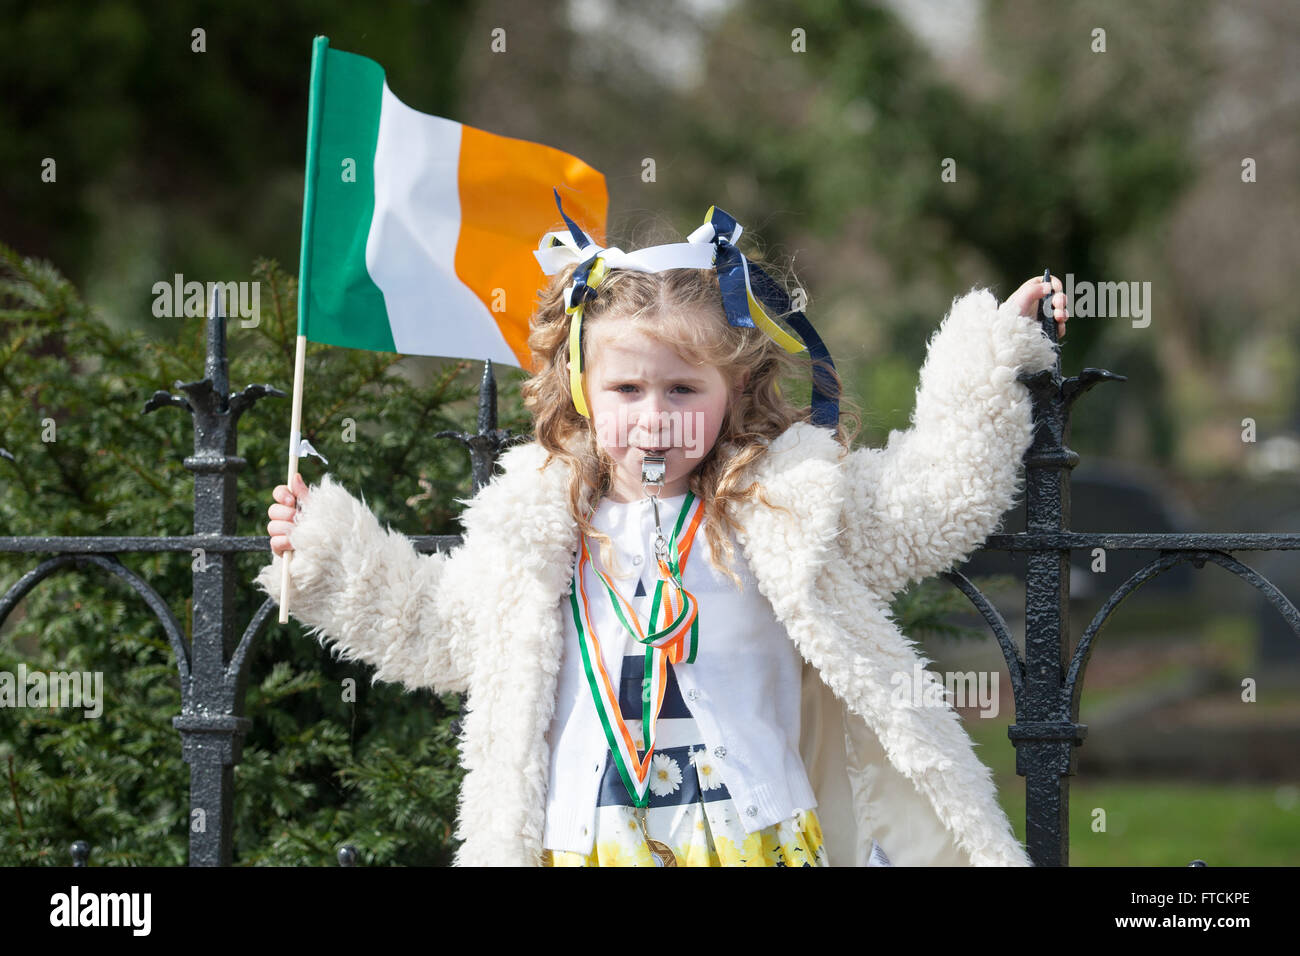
(267, 473, 310, 558)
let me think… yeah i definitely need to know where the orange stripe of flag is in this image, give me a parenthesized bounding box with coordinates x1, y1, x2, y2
(455, 125, 607, 372)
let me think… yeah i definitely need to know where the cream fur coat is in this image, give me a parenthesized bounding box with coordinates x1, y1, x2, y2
(255, 287, 1059, 867)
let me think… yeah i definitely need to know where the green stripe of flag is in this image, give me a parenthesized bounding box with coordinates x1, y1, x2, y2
(298, 38, 395, 352)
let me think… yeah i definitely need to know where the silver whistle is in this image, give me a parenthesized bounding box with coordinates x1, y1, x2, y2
(641, 454, 667, 489)
(641, 454, 670, 561)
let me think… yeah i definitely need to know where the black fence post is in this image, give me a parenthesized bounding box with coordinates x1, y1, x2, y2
(1009, 320, 1126, 864)
(149, 287, 282, 866)
(435, 359, 530, 494)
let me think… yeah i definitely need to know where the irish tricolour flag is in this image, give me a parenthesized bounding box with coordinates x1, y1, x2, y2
(297, 35, 607, 369)
(278, 36, 605, 623)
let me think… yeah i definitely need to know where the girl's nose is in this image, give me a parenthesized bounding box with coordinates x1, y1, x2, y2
(635, 395, 672, 445)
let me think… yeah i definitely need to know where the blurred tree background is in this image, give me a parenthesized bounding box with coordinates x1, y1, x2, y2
(6, 0, 1296, 467)
(0, 248, 503, 864)
(1, 0, 1297, 865)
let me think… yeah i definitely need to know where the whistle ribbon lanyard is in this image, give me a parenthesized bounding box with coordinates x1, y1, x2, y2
(569, 492, 704, 808)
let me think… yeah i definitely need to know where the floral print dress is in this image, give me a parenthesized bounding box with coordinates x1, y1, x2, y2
(543, 651, 830, 867)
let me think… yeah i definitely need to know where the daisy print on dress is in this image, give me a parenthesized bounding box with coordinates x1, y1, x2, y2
(543, 720, 834, 867)
(649, 753, 683, 797)
(541, 643, 831, 866)
(689, 746, 723, 791)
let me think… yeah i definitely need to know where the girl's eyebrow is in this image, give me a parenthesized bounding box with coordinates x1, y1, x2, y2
(606, 374, 710, 386)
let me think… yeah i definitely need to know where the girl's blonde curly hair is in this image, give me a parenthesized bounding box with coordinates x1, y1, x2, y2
(520, 234, 862, 590)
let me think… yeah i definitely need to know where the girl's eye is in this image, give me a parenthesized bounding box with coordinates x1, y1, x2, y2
(614, 385, 694, 394)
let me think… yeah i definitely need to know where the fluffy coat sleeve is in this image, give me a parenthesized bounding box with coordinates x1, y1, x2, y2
(253, 473, 480, 696)
(840, 287, 1060, 599)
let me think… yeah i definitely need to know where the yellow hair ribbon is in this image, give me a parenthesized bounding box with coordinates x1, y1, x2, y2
(568, 306, 589, 418)
(566, 257, 610, 419)
(746, 288, 806, 353)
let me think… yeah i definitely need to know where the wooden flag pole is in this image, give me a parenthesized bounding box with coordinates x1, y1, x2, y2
(281, 36, 329, 623)
(278, 332, 309, 623)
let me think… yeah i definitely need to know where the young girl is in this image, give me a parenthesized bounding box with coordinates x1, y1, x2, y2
(258, 197, 1068, 867)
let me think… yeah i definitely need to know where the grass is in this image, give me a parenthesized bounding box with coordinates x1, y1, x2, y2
(997, 779, 1300, 867)
(933, 605, 1300, 865)
(966, 712, 1300, 866)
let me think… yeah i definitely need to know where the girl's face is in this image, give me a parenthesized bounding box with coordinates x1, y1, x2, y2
(583, 315, 735, 503)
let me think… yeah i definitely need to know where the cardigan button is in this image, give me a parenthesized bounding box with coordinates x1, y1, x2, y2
(713, 746, 726, 759)
(745, 805, 758, 817)
(632, 554, 643, 566)
(686, 689, 699, 702)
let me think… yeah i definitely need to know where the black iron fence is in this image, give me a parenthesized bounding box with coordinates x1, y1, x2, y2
(2, 295, 1297, 867)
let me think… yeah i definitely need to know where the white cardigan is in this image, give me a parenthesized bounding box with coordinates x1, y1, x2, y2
(543, 491, 817, 856)
(254, 286, 1058, 867)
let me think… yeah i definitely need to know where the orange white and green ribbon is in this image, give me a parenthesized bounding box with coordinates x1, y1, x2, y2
(569, 493, 705, 807)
